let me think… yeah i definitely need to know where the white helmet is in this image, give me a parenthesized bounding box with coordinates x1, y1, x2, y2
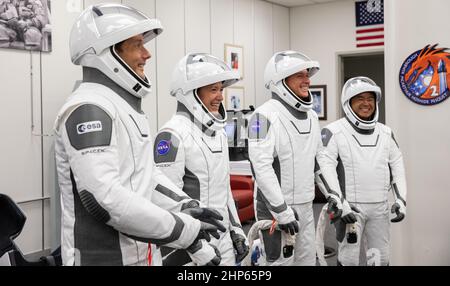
(69, 3, 163, 98)
(264, 50, 320, 112)
(170, 53, 240, 131)
(341, 76, 382, 130)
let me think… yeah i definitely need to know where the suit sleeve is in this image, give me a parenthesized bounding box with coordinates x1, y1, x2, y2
(152, 130, 196, 212)
(316, 127, 344, 201)
(58, 104, 199, 249)
(388, 131, 407, 205)
(248, 112, 294, 224)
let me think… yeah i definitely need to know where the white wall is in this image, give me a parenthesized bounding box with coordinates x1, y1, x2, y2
(291, 0, 450, 265)
(385, 0, 450, 266)
(0, 0, 289, 255)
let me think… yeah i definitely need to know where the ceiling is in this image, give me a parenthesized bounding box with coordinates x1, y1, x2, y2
(265, 0, 347, 8)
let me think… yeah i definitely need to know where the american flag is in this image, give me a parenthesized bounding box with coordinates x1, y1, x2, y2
(355, 0, 384, 48)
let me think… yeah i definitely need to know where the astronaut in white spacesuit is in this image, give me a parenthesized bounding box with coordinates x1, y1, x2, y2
(154, 53, 249, 266)
(248, 51, 339, 266)
(317, 76, 407, 266)
(54, 4, 224, 266)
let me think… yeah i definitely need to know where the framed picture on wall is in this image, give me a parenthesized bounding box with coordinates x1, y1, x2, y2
(309, 85, 327, 120)
(225, 86, 244, 111)
(224, 44, 244, 81)
(0, 0, 52, 52)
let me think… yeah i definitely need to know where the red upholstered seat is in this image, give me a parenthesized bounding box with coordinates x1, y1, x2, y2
(230, 175, 255, 223)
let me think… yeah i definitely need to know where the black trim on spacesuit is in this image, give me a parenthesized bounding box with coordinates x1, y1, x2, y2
(388, 165, 405, 204)
(201, 137, 223, 154)
(290, 120, 311, 135)
(272, 92, 308, 120)
(392, 183, 406, 206)
(250, 158, 286, 221)
(228, 207, 242, 228)
(70, 170, 123, 266)
(124, 213, 185, 245)
(337, 156, 346, 200)
(351, 134, 379, 147)
(82, 67, 143, 113)
(155, 184, 191, 202)
(391, 132, 399, 148)
(65, 104, 113, 151)
(256, 190, 288, 215)
(182, 168, 201, 200)
(129, 115, 148, 137)
(161, 248, 191, 266)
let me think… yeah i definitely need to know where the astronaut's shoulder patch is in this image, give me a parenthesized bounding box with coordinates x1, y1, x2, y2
(248, 113, 272, 140)
(321, 127, 333, 147)
(154, 131, 180, 164)
(65, 104, 112, 151)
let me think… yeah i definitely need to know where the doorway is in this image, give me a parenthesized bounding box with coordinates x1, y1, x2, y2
(338, 52, 385, 124)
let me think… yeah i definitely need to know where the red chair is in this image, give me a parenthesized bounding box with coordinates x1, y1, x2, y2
(230, 175, 255, 223)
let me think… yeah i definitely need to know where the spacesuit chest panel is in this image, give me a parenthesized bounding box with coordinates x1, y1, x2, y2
(339, 121, 391, 202)
(185, 128, 229, 209)
(275, 109, 317, 203)
(102, 91, 153, 195)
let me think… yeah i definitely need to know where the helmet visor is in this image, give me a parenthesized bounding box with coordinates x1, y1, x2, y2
(344, 77, 378, 90)
(186, 53, 233, 81)
(93, 4, 149, 36)
(274, 51, 313, 72)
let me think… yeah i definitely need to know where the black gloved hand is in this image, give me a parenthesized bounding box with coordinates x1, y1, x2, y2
(337, 204, 360, 224)
(182, 203, 226, 233)
(230, 230, 249, 263)
(194, 221, 221, 241)
(327, 197, 342, 221)
(278, 208, 299, 236)
(390, 203, 405, 223)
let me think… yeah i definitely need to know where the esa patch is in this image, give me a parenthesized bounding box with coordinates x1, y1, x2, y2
(65, 104, 112, 151)
(76, 121, 102, 135)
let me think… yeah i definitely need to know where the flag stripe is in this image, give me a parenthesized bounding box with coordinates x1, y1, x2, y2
(356, 27, 384, 34)
(357, 38, 385, 45)
(356, 42, 384, 48)
(356, 34, 384, 41)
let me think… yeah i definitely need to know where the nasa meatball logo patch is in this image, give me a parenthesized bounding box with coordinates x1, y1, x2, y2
(156, 140, 171, 156)
(76, 121, 103, 135)
(399, 44, 450, 105)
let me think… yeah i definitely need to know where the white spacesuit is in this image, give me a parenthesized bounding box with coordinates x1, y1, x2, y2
(54, 4, 222, 266)
(317, 77, 407, 266)
(154, 53, 249, 266)
(248, 51, 328, 266)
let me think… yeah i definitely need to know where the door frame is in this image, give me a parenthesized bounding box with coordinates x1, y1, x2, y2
(335, 48, 384, 118)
